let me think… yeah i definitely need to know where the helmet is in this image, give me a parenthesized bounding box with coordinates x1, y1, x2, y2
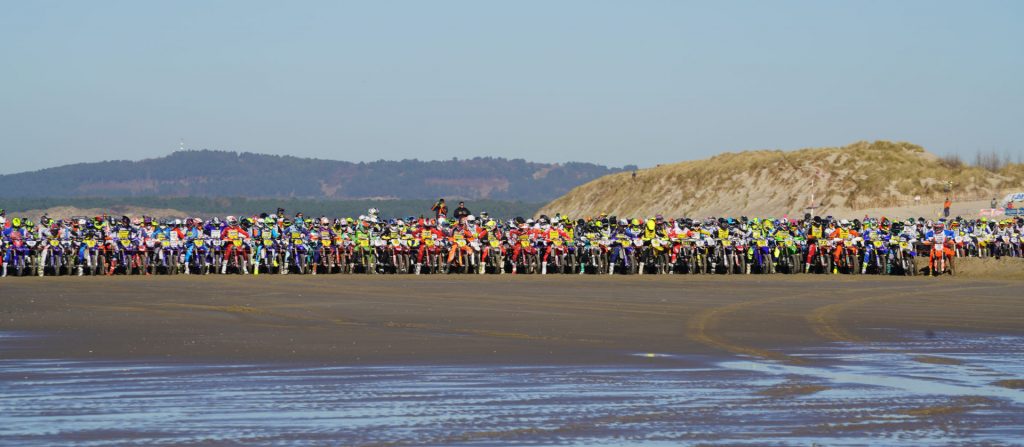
(11, 217, 22, 228)
(631, 218, 640, 226)
(485, 220, 496, 230)
(466, 215, 476, 222)
(212, 217, 221, 225)
(646, 219, 655, 231)
(226, 216, 238, 225)
(368, 207, 379, 215)
(173, 218, 183, 226)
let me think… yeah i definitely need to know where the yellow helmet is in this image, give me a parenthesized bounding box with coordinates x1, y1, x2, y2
(631, 218, 640, 226)
(11, 217, 22, 228)
(646, 219, 656, 231)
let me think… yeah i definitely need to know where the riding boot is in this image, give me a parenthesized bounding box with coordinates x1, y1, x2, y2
(639, 262, 645, 275)
(1, 263, 6, 278)
(220, 260, 228, 275)
(541, 264, 547, 275)
(415, 263, 421, 275)
(184, 264, 191, 275)
(241, 260, 249, 275)
(77, 265, 83, 276)
(745, 264, 751, 275)
(478, 263, 485, 274)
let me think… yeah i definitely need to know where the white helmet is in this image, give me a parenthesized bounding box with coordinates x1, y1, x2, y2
(368, 208, 379, 215)
(466, 215, 476, 222)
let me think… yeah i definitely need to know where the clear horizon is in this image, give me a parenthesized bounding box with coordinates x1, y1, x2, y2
(2, 0, 1022, 174)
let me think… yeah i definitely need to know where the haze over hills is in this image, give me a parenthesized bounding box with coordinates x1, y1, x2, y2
(0, 150, 631, 203)
(539, 141, 1024, 218)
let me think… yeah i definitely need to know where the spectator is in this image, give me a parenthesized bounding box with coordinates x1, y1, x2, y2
(432, 199, 447, 219)
(943, 197, 952, 218)
(991, 197, 998, 209)
(453, 201, 471, 221)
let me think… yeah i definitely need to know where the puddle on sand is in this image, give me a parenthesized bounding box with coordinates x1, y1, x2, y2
(1, 332, 1023, 446)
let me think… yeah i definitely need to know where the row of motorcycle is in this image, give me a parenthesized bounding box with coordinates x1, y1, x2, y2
(4, 231, 1014, 277)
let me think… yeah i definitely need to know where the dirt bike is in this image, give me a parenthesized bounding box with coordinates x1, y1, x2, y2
(887, 237, 917, 276)
(484, 238, 506, 274)
(643, 238, 671, 274)
(511, 236, 539, 274)
(860, 238, 889, 275)
(351, 234, 376, 274)
(746, 238, 773, 274)
(926, 238, 955, 276)
(543, 238, 569, 274)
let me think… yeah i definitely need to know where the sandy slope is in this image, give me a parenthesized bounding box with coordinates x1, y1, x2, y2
(539, 141, 1023, 218)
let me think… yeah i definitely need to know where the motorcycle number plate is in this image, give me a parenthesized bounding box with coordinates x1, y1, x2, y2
(263, 238, 273, 245)
(233, 240, 242, 247)
(359, 240, 370, 247)
(520, 240, 530, 247)
(213, 240, 222, 247)
(322, 239, 331, 247)
(553, 239, 562, 246)
(86, 240, 96, 248)
(195, 240, 205, 247)
(874, 241, 883, 247)
(490, 240, 500, 248)
(120, 240, 132, 248)
(457, 240, 467, 247)
(211, 230, 221, 238)
(50, 240, 60, 246)
(757, 240, 767, 247)
(161, 241, 170, 247)
(27, 240, 37, 247)
(900, 242, 908, 248)
(146, 241, 156, 248)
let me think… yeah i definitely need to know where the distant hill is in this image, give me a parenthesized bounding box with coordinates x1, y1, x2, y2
(0, 151, 631, 203)
(538, 141, 1024, 218)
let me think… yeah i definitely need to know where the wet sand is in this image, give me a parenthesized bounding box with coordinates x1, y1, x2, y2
(1, 275, 1021, 364)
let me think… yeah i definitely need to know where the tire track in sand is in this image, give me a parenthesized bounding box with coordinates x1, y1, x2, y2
(807, 283, 998, 344)
(687, 290, 824, 363)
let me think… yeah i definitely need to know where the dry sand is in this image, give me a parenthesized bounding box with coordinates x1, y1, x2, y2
(2, 274, 1021, 365)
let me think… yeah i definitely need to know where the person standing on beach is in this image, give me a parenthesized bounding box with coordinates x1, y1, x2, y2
(943, 197, 952, 218)
(432, 198, 448, 220)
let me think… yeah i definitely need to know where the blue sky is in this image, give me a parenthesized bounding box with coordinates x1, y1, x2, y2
(1, 0, 1021, 173)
